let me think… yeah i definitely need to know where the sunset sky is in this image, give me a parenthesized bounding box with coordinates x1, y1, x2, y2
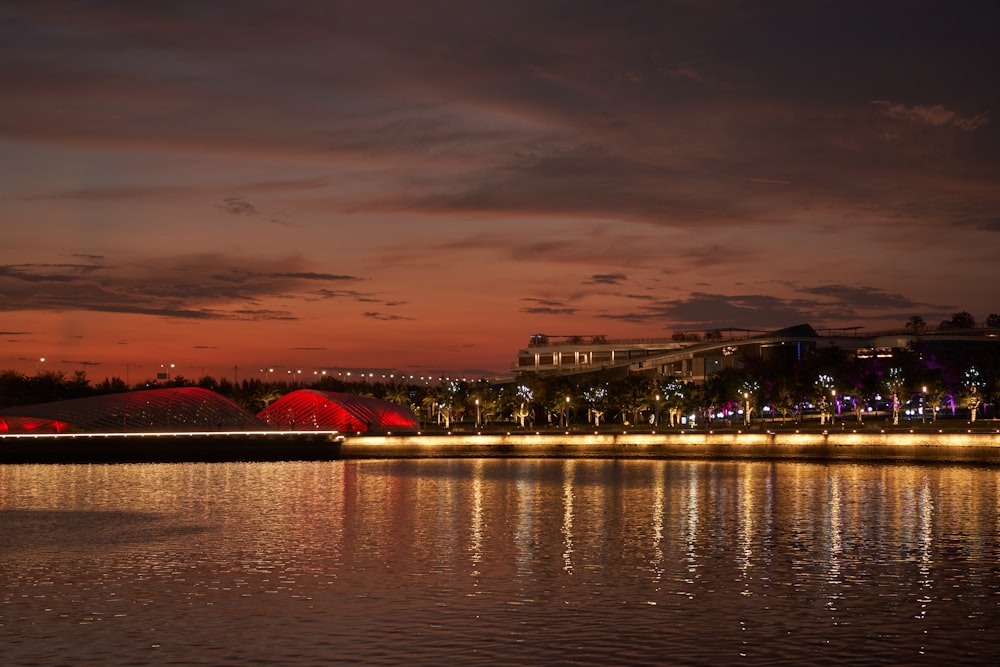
(2, 1, 998, 381)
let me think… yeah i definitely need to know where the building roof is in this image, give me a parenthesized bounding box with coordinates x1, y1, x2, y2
(257, 389, 419, 432)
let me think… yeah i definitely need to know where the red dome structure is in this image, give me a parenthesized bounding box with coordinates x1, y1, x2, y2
(0, 387, 266, 433)
(0, 416, 71, 434)
(257, 389, 419, 433)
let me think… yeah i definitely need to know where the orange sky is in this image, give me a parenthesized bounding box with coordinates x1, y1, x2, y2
(2, 1, 999, 381)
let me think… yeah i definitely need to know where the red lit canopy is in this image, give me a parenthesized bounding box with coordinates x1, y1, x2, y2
(0, 387, 266, 433)
(257, 390, 419, 433)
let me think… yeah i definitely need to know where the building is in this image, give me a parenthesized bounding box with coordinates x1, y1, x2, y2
(512, 324, 1000, 384)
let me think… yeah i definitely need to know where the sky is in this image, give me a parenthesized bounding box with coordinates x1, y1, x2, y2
(2, 1, 998, 382)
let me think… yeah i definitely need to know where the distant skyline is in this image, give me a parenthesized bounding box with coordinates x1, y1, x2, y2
(2, 1, 998, 381)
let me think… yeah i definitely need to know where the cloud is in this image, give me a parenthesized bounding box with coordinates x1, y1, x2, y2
(0, 254, 374, 321)
(596, 284, 943, 330)
(521, 298, 578, 316)
(873, 101, 989, 131)
(218, 198, 257, 215)
(584, 273, 627, 285)
(274, 272, 363, 281)
(364, 311, 414, 321)
(798, 284, 921, 310)
(217, 197, 297, 227)
(954, 217, 1000, 232)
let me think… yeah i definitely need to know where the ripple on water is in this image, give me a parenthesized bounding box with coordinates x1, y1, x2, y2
(1, 460, 999, 666)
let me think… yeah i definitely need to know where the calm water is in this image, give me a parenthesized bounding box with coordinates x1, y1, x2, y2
(1, 458, 998, 666)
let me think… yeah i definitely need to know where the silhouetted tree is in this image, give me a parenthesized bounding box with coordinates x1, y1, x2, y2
(905, 315, 927, 333)
(949, 311, 977, 328)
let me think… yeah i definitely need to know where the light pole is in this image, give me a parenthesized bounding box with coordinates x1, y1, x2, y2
(744, 392, 750, 426)
(921, 386, 927, 423)
(564, 396, 570, 428)
(475, 399, 480, 429)
(830, 389, 836, 424)
(35, 357, 45, 374)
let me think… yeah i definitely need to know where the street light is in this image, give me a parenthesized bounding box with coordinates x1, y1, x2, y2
(35, 357, 45, 374)
(744, 392, 750, 426)
(921, 386, 927, 423)
(475, 398, 480, 429)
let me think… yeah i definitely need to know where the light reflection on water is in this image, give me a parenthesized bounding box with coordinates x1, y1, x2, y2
(1, 459, 999, 666)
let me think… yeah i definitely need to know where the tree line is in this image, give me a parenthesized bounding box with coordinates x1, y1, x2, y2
(3, 312, 998, 429)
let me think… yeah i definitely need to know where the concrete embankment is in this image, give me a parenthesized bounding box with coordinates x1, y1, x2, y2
(339, 430, 1000, 465)
(2, 429, 1000, 464)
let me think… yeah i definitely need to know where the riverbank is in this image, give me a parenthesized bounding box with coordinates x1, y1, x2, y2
(339, 428, 1000, 465)
(2, 423, 1000, 464)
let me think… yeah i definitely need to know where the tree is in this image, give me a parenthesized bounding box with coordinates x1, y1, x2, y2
(921, 376, 948, 423)
(962, 367, 985, 422)
(950, 311, 977, 329)
(581, 380, 611, 427)
(612, 375, 651, 426)
(739, 379, 761, 426)
(987, 313, 1000, 328)
(765, 375, 797, 423)
(905, 315, 927, 334)
(814, 374, 835, 425)
(656, 379, 688, 427)
(511, 384, 535, 428)
(883, 367, 906, 425)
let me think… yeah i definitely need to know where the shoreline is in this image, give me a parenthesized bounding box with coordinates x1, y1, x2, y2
(2, 424, 1000, 465)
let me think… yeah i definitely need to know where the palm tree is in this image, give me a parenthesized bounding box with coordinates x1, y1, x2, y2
(962, 367, 985, 422)
(883, 367, 906, 425)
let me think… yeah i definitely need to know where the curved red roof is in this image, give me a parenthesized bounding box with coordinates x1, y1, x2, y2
(0, 387, 266, 433)
(0, 416, 71, 434)
(257, 389, 419, 432)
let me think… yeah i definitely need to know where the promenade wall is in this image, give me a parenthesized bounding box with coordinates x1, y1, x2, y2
(339, 431, 1000, 465)
(2, 429, 1000, 464)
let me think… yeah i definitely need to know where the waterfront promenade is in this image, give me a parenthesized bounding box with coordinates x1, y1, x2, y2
(2, 422, 999, 464)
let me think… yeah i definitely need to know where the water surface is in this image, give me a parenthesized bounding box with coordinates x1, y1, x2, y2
(2, 459, 998, 665)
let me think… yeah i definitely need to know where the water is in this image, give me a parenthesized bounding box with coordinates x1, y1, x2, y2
(1, 458, 998, 666)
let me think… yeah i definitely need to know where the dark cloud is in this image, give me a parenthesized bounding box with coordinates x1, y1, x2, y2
(307, 288, 379, 302)
(364, 311, 414, 321)
(0, 263, 102, 282)
(274, 272, 362, 281)
(873, 101, 989, 132)
(60, 360, 102, 366)
(0, 255, 373, 321)
(798, 285, 921, 310)
(521, 299, 578, 316)
(585, 273, 627, 285)
(954, 217, 1000, 232)
(597, 284, 946, 330)
(522, 306, 579, 315)
(217, 197, 297, 227)
(218, 197, 257, 215)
